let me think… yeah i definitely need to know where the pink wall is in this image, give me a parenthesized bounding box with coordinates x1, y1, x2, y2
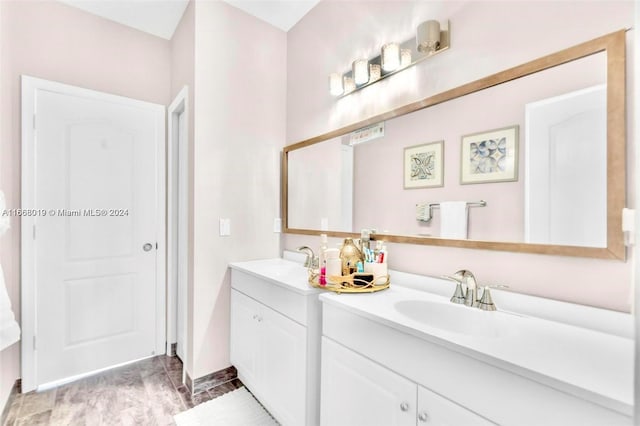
(0, 0, 171, 407)
(285, 1, 635, 311)
(169, 0, 196, 378)
(192, 1, 286, 378)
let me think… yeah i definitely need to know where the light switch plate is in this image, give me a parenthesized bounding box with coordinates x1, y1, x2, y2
(219, 218, 231, 236)
(273, 218, 282, 233)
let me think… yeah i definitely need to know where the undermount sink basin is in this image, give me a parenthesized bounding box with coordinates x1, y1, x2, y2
(394, 299, 515, 339)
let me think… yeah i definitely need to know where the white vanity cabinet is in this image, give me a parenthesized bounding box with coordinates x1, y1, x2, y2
(229, 262, 322, 426)
(321, 292, 632, 426)
(321, 337, 494, 426)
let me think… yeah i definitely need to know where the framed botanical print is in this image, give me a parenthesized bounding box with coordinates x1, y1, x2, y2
(403, 140, 444, 189)
(460, 125, 519, 184)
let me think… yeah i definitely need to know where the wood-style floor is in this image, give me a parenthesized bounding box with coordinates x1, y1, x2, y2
(3, 355, 243, 426)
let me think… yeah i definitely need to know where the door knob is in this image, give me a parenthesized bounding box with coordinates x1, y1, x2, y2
(143, 243, 153, 252)
(400, 402, 410, 412)
(418, 412, 428, 422)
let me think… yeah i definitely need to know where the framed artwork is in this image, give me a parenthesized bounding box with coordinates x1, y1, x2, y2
(460, 125, 519, 184)
(403, 140, 444, 189)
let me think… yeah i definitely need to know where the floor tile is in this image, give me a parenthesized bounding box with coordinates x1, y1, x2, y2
(6, 355, 232, 426)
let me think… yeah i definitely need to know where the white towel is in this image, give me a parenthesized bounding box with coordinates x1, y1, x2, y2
(0, 262, 20, 351)
(0, 191, 19, 351)
(0, 191, 9, 237)
(440, 201, 468, 239)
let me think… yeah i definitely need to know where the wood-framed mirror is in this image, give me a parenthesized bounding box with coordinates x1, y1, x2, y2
(282, 30, 626, 260)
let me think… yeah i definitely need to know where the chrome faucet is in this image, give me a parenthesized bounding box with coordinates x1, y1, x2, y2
(444, 270, 508, 311)
(297, 246, 316, 268)
(444, 269, 479, 307)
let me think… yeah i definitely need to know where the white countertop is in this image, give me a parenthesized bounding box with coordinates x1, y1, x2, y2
(227, 257, 632, 415)
(229, 258, 321, 295)
(320, 286, 633, 415)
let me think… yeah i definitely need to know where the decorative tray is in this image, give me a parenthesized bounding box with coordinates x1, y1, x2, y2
(308, 271, 390, 294)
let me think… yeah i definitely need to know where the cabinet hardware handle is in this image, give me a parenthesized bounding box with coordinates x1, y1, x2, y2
(418, 412, 428, 422)
(400, 402, 409, 412)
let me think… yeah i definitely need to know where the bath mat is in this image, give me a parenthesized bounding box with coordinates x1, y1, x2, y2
(174, 387, 279, 426)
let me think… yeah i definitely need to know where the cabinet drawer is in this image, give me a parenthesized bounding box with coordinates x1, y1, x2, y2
(231, 269, 308, 325)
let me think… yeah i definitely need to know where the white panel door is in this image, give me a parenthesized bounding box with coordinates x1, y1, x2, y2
(321, 337, 416, 426)
(30, 82, 164, 386)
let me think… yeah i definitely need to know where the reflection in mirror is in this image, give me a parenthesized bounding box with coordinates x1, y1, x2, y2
(284, 30, 625, 259)
(287, 52, 607, 247)
(525, 84, 606, 247)
(288, 139, 353, 232)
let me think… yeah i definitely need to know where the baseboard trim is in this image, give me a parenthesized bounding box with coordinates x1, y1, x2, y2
(1, 379, 21, 425)
(185, 366, 237, 395)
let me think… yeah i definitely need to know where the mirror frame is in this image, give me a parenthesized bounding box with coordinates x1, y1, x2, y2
(282, 30, 626, 260)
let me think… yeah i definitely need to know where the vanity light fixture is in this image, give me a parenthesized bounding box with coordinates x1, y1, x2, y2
(329, 73, 343, 96)
(381, 43, 400, 72)
(328, 20, 450, 98)
(352, 59, 369, 85)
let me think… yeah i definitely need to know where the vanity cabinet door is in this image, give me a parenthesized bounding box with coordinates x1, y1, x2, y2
(262, 303, 307, 426)
(230, 289, 263, 387)
(417, 386, 496, 426)
(321, 337, 416, 426)
(231, 288, 307, 426)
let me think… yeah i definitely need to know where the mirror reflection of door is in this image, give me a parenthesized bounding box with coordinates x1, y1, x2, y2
(525, 85, 607, 248)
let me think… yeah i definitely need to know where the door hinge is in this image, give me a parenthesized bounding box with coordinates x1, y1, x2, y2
(33, 114, 36, 130)
(33, 335, 37, 350)
(33, 224, 36, 240)
(156, 242, 158, 250)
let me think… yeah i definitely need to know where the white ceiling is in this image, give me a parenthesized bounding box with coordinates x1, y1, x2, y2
(58, 0, 320, 39)
(59, 0, 190, 40)
(223, 0, 320, 32)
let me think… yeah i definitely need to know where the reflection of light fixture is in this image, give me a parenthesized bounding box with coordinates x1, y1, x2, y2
(381, 43, 400, 72)
(328, 20, 450, 97)
(369, 64, 381, 83)
(417, 20, 441, 53)
(352, 59, 369, 85)
(329, 73, 343, 96)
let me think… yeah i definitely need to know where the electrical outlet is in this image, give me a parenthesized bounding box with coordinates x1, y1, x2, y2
(320, 218, 329, 231)
(273, 218, 282, 233)
(219, 218, 231, 236)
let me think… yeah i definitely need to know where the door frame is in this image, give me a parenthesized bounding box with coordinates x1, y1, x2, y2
(166, 86, 189, 371)
(21, 75, 167, 392)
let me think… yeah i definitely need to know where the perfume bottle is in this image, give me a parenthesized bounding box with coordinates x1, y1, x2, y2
(339, 238, 363, 276)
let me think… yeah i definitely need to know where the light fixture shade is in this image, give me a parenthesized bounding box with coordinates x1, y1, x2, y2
(381, 43, 400, 72)
(417, 20, 441, 53)
(329, 73, 343, 96)
(400, 49, 412, 67)
(369, 64, 381, 83)
(352, 59, 369, 86)
(343, 76, 356, 94)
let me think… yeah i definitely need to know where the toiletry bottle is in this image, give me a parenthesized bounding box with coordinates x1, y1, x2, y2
(339, 238, 364, 276)
(319, 234, 328, 285)
(325, 248, 341, 284)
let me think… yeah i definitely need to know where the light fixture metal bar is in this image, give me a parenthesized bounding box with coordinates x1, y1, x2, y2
(337, 20, 450, 98)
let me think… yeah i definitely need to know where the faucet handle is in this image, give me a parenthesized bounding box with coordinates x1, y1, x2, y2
(477, 285, 509, 311)
(442, 275, 466, 304)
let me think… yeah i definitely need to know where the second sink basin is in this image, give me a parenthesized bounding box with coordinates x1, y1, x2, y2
(394, 299, 515, 339)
